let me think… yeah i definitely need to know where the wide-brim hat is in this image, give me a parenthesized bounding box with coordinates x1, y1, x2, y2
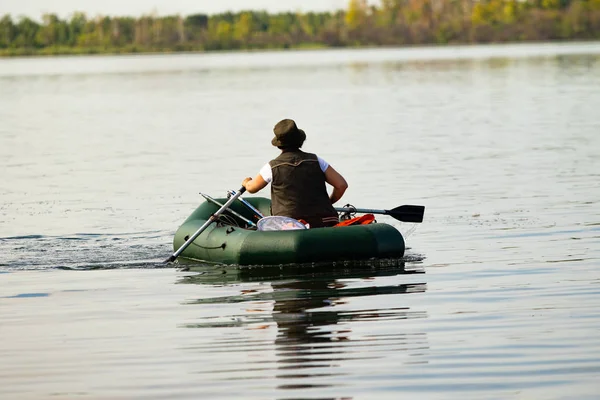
(271, 119, 306, 148)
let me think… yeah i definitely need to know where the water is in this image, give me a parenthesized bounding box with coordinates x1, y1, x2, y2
(1, 42, 599, 398)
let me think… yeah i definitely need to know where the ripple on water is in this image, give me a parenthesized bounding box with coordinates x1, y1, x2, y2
(0, 231, 173, 270)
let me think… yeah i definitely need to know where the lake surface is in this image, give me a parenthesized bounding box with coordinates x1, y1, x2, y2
(1, 42, 599, 399)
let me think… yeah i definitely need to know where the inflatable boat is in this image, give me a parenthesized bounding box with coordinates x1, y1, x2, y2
(172, 196, 408, 265)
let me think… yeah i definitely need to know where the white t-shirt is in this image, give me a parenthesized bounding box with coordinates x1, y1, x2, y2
(259, 156, 329, 183)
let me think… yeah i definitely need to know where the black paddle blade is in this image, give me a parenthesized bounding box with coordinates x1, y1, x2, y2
(387, 205, 425, 223)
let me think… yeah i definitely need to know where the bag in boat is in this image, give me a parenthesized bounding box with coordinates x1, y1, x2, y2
(257, 216, 308, 231)
(334, 213, 376, 227)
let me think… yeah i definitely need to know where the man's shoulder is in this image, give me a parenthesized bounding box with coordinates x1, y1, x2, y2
(300, 151, 318, 160)
(271, 151, 318, 163)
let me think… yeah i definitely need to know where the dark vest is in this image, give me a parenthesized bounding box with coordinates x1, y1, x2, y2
(269, 151, 337, 220)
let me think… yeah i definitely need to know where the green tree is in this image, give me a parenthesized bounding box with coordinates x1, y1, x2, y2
(14, 17, 40, 47)
(0, 15, 16, 48)
(68, 12, 87, 46)
(36, 13, 68, 46)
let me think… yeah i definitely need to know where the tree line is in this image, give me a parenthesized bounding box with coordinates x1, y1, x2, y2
(1, 0, 599, 56)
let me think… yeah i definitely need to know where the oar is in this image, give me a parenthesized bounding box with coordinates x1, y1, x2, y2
(227, 189, 265, 221)
(199, 192, 257, 228)
(335, 205, 425, 223)
(228, 188, 424, 224)
(165, 187, 246, 263)
(229, 189, 424, 224)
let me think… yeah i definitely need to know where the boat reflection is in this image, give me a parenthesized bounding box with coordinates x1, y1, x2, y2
(179, 260, 428, 394)
(178, 257, 424, 284)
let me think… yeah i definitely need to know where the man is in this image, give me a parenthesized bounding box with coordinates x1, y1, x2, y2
(242, 119, 348, 228)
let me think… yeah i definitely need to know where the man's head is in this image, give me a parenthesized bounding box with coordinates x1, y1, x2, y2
(271, 119, 306, 150)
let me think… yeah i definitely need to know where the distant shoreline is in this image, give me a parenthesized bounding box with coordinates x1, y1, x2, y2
(1, 1, 599, 58)
(3, 39, 600, 59)
(0, 42, 331, 58)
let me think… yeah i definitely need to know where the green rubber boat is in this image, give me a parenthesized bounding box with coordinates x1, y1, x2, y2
(173, 197, 406, 265)
(173, 197, 405, 265)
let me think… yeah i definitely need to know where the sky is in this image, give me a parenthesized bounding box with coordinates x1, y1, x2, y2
(2, 0, 358, 20)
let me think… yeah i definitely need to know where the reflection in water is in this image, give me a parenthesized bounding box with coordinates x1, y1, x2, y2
(179, 262, 427, 395)
(271, 277, 427, 393)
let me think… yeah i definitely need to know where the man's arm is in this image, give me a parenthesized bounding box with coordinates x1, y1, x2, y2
(242, 174, 268, 194)
(324, 165, 348, 204)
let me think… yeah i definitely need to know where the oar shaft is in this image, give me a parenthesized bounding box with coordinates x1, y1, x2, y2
(200, 192, 256, 227)
(227, 190, 265, 220)
(166, 187, 246, 262)
(335, 207, 386, 215)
